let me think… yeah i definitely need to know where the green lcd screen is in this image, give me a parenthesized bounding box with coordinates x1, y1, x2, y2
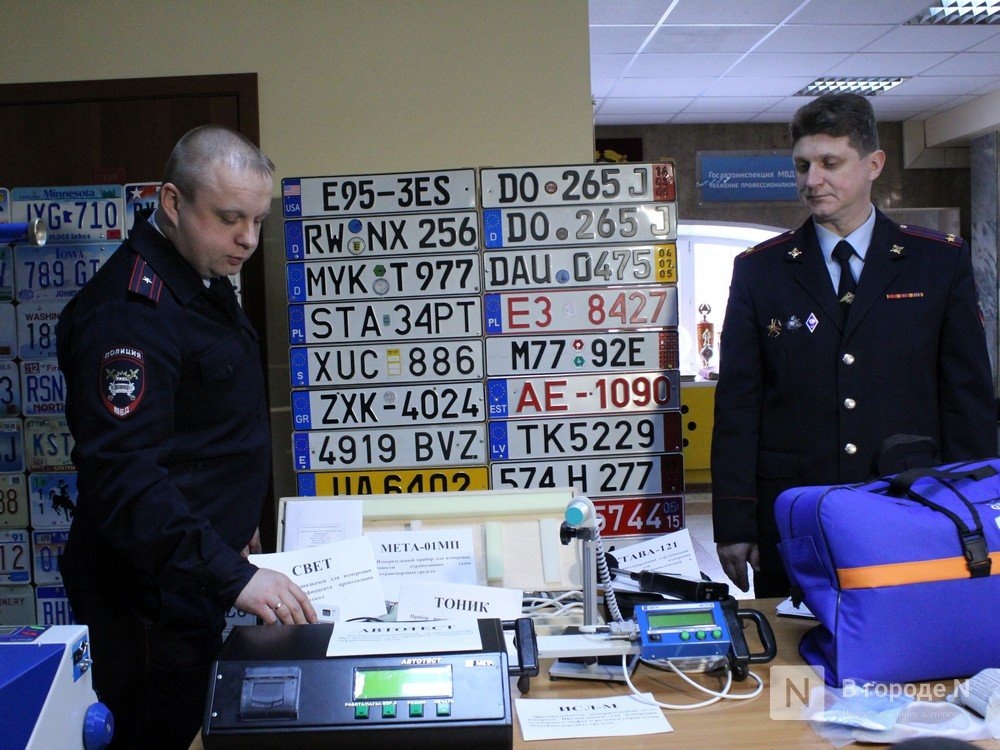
(647, 610, 716, 629)
(353, 665, 453, 701)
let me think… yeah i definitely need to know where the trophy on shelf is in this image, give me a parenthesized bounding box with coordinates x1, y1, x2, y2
(696, 303, 717, 380)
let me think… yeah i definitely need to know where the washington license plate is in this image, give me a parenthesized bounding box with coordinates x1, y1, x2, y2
(293, 424, 486, 471)
(284, 210, 479, 260)
(488, 371, 680, 419)
(297, 466, 490, 496)
(480, 163, 676, 207)
(290, 296, 482, 343)
(483, 244, 675, 291)
(491, 453, 684, 496)
(485, 287, 676, 335)
(11, 185, 123, 242)
(282, 169, 476, 218)
(291, 340, 484, 387)
(489, 411, 682, 461)
(292, 382, 485, 430)
(483, 203, 675, 249)
(16, 301, 62, 360)
(14, 242, 114, 301)
(485, 330, 678, 376)
(286, 253, 480, 302)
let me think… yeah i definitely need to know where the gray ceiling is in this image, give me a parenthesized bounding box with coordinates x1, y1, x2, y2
(590, 0, 1000, 127)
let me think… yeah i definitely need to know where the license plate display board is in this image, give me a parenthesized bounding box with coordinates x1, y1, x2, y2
(297, 466, 491, 496)
(282, 169, 476, 218)
(293, 424, 486, 471)
(485, 330, 678, 376)
(291, 340, 484, 387)
(11, 185, 123, 242)
(292, 382, 485, 430)
(284, 210, 479, 261)
(14, 242, 115, 301)
(287, 253, 480, 302)
(483, 244, 676, 290)
(480, 164, 676, 207)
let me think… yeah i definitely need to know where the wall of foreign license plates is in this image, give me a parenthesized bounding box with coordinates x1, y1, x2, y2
(0, 162, 684, 626)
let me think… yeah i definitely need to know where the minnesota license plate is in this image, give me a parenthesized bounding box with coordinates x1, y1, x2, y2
(480, 163, 676, 207)
(11, 185, 123, 242)
(483, 244, 676, 290)
(0, 529, 31, 584)
(0, 361, 21, 416)
(28, 473, 76, 528)
(290, 296, 482, 344)
(594, 495, 685, 538)
(282, 169, 476, 218)
(24, 416, 74, 472)
(0, 418, 25, 473)
(490, 453, 684, 496)
(0, 473, 28, 529)
(291, 340, 485, 387)
(488, 371, 680, 419)
(15, 301, 62, 360)
(296, 466, 490, 496)
(293, 424, 486, 471)
(485, 330, 678, 376)
(284, 210, 479, 260)
(286, 253, 480, 302)
(483, 203, 676, 249)
(292, 382, 485, 430)
(31, 529, 67, 584)
(484, 287, 677, 335)
(14, 242, 115, 301)
(489, 411, 682, 461)
(20, 361, 66, 416)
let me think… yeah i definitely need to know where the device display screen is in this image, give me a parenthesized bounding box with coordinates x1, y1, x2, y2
(352, 665, 453, 701)
(647, 610, 716, 629)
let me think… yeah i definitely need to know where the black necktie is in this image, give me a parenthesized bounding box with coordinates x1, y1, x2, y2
(833, 240, 856, 322)
(209, 276, 239, 317)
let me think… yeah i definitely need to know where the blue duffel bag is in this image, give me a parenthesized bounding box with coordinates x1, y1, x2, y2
(776, 459, 1000, 687)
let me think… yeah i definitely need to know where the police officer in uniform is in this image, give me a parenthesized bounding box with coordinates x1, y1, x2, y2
(711, 93, 996, 597)
(57, 125, 317, 749)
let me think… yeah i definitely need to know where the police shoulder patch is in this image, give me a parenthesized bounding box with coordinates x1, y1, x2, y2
(127, 257, 164, 302)
(101, 348, 146, 419)
(898, 224, 963, 248)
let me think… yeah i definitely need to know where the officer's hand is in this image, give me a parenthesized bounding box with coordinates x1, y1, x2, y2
(240, 527, 262, 558)
(717, 542, 759, 592)
(235, 568, 318, 625)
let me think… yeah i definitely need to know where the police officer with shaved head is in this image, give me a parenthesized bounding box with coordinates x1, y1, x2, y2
(711, 93, 996, 598)
(57, 125, 317, 748)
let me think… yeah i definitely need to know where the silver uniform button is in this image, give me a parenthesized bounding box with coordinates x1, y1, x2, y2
(844, 443, 858, 455)
(844, 398, 856, 410)
(842, 353, 855, 365)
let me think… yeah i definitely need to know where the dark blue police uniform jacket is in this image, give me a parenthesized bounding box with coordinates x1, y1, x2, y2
(56, 213, 269, 629)
(711, 210, 996, 582)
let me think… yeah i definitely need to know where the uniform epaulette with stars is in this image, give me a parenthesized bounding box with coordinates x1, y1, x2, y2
(127, 256, 164, 303)
(737, 229, 794, 258)
(898, 224, 963, 248)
